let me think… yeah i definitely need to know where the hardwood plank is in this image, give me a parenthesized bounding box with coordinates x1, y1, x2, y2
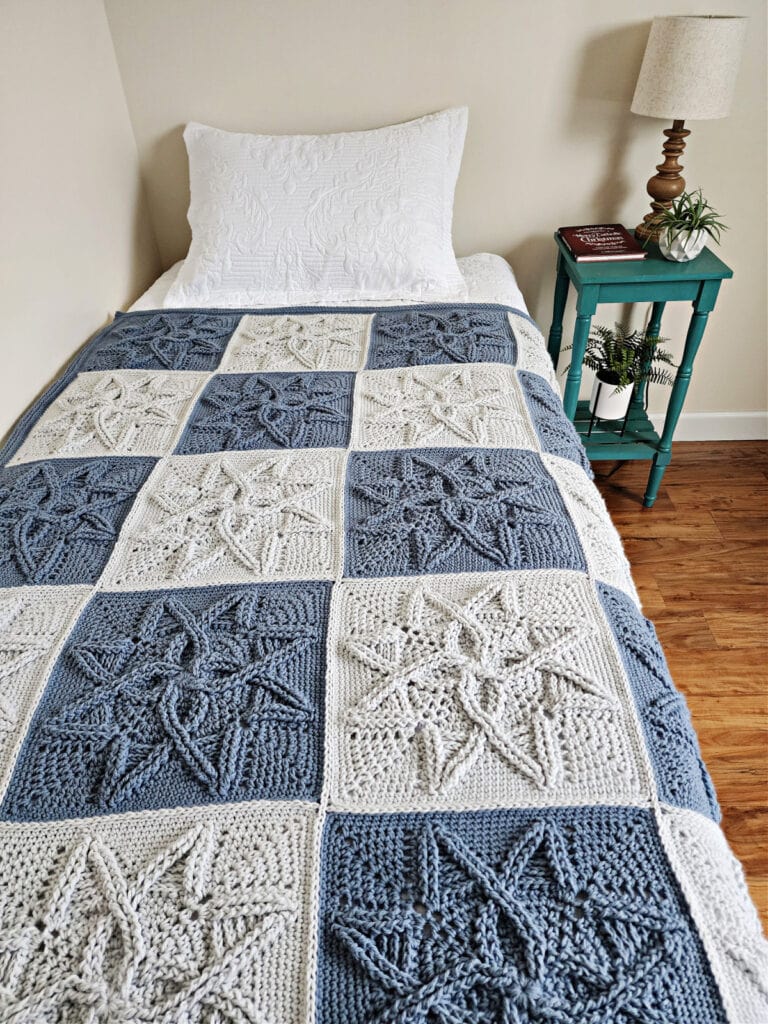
(596, 439, 768, 932)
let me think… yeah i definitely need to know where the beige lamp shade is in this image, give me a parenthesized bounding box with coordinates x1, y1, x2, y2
(631, 15, 746, 121)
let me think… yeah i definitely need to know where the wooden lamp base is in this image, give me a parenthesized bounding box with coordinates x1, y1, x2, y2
(635, 119, 690, 243)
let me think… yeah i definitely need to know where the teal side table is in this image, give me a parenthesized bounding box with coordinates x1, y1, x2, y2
(547, 232, 733, 507)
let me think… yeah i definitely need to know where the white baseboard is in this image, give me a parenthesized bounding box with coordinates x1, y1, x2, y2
(648, 411, 768, 441)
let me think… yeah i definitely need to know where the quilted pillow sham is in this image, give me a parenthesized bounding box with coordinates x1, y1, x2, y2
(164, 109, 469, 308)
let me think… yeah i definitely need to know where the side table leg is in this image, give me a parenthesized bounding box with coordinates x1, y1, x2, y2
(547, 251, 570, 369)
(632, 300, 666, 410)
(643, 307, 709, 507)
(563, 312, 591, 420)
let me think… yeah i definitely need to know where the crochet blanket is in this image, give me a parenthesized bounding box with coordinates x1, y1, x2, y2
(0, 304, 765, 1023)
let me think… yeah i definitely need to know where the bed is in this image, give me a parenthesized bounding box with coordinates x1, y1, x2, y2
(0, 111, 765, 1024)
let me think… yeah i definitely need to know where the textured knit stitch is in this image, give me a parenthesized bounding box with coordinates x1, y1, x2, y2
(344, 448, 586, 577)
(660, 804, 768, 1023)
(327, 571, 645, 811)
(221, 313, 372, 372)
(0, 300, 760, 1020)
(0, 458, 156, 586)
(0, 586, 91, 801)
(518, 370, 593, 475)
(507, 312, 560, 389)
(176, 371, 355, 453)
(350, 363, 539, 452)
(8, 370, 207, 464)
(367, 307, 517, 369)
(543, 453, 640, 603)
(0, 801, 316, 1023)
(2, 582, 331, 820)
(598, 583, 720, 820)
(80, 311, 240, 371)
(317, 806, 727, 1024)
(101, 450, 344, 589)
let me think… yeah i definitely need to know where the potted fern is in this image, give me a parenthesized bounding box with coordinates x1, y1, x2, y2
(656, 189, 727, 262)
(564, 323, 676, 421)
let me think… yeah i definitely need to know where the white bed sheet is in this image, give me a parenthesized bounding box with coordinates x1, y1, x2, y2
(129, 253, 529, 314)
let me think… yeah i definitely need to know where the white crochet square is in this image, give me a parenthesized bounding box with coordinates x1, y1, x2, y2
(0, 585, 91, 802)
(101, 449, 345, 589)
(220, 313, 373, 372)
(543, 453, 640, 605)
(0, 801, 318, 1024)
(350, 363, 540, 451)
(325, 569, 649, 812)
(508, 312, 560, 389)
(8, 371, 208, 464)
(659, 805, 768, 1024)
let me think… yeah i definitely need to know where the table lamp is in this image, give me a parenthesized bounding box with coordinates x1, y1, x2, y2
(631, 15, 746, 242)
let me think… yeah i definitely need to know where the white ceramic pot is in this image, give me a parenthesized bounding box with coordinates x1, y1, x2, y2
(589, 372, 633, 421)
(658, 226, 707, 262)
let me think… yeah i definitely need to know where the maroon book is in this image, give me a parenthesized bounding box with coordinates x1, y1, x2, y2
(558, 224, 647, 262)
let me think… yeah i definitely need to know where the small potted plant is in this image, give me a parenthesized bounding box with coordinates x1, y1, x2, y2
(655, 189, 727, 262)
(563, 323, 676, 422)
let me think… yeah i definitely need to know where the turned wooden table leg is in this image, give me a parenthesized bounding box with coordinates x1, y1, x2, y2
(547, 251, 570, 369)
(644, 304, 710, 507)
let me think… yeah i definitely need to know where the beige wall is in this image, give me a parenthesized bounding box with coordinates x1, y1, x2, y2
(103, 0, 767, 425)
(3, 1, 765, 435)
(0, 0, 161, 439)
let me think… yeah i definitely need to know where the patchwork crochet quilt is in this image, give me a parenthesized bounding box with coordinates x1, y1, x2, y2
(0, 303, 765, 1023)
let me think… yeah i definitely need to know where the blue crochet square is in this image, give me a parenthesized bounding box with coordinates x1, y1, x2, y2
(0, 457, 155, 587)
(1, 580, 331, 821)
(317, 805, 726, 1024)
(367, 307, 516, 369)
(344, 447, 586, 577)
(175, 371, 355, 453)
(81, 311, 240, 371)
(598, 582, 720, 821)
(518, 370, 593, 475)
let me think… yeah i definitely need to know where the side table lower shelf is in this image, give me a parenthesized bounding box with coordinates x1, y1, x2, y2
(574, 401, 660, 461)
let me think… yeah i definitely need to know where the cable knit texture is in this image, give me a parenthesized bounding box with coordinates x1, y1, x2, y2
(0, 458, 155, 586)
(9, 371, 207, 464)
(367, 307, 517, 369)
(177, 371, 355, 453)
(318, 807, 727, 1023)
(81, 311, 240, 371)
(344, 448, 586, 577)
(3, 582, 331, 820)
(0, 301, 761, 1023)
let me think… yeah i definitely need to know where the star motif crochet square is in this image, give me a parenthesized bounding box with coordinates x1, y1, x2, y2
(80, 311, 240, 371)
(366, 307, 517, 369)
(0, 458, 156, 587)
(101, 449, 344, 589)
(598, 582, 720, 821)
(221, 313, 372, 372)
(344, 448, 586, 577)
(508, 312, 560, 388)
(350, 364, 539, 452)
(326, 571, 647, 811)
(0, 802, 317, 1022)
(2, 581, 331, 819)
(176, 371, 355, 453)
(659, 805, 768, 1023)
(8, 370, 207, 464)
(0, 585, 90, 803)
(518, 370, 592, 475)
(317, 806, 727, 1024)
(543, 453, 639, 602)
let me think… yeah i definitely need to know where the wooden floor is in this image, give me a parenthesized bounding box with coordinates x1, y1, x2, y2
(594, 441, 768, 932)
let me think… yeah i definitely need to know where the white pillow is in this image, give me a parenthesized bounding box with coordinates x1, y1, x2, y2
(164, 109, 468, 308)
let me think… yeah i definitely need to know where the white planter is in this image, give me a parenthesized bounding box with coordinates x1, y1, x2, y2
(589, 373, 633, 421)
(658, 226, 707, 262)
